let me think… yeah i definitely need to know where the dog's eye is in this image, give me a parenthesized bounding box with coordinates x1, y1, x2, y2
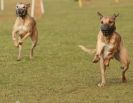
(101, 21, 103, 24)
(16, 6, 19, 8)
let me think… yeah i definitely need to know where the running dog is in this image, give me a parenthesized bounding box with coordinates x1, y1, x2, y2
(92, 12, 130, 87)
(12, 2, 38, 61)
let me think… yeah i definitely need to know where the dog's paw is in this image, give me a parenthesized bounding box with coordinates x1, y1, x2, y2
(122, 79, 127, 83)
(97, 83, 105, 87)
(122, 76, 127, 83)
(92, 56, 100, 63)
(18, 39, 23, 45)
(17, 59, 21, 61)
(13, 41, 19, 48)
(14, 44, 19, 48)
(29, 56, 33, 60)
(18, 41, 23, 45)
(17, 57, 22, 61)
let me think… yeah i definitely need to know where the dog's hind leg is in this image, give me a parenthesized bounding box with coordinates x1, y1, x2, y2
(98, 56, 106, 87)
(30, 39, 37, 59)
(120, 51, 130, 83)
(115, 48, 130, 82)
(30, 28, 38, 59)
(121, 64, 129, 82)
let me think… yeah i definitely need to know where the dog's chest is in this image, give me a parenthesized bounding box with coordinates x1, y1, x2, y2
(102, 36, 114, 57)
(17, 24, 29, 34)
(103, 43, 113, 58)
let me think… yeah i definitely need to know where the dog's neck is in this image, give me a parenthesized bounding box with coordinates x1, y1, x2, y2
(17, 14, 29, 22)
(102, 31, 116, 44)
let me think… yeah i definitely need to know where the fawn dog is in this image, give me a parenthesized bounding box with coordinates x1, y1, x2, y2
(92, 12, 130, 87)
(12, 2, 38, 61)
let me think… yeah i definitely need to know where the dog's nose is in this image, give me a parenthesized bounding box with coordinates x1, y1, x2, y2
(101, 24, 110, 30)
(19, 9, 24, 13)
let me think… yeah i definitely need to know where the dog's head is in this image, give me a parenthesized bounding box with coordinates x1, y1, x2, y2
(16, 2, 30, 17)
(97, 12, 119, 36)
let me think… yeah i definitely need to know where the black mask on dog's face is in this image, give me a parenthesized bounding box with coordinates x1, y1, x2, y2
(16, 3, 30, 18)
(97, 12, 119, 36)
(100, 23, 116, 36)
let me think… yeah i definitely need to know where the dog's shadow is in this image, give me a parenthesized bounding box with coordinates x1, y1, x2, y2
(107, 77, 133, 87)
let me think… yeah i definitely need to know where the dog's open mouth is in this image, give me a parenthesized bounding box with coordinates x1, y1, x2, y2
(100, 24, 116, 36)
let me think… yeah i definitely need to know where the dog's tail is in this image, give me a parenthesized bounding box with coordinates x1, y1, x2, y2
(78, 45, 96, 55)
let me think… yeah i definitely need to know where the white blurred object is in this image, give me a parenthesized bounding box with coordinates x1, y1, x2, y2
(40, 0, 45, 14)
(1, 0, 4, 11)
(115, 0, 119, 3)
(31, 0, 35, 17)
(31, 0, 45, 17)
(16, 100, 20, 103)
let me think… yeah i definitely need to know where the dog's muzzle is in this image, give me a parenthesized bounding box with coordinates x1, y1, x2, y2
(100, 24, 116, 36)
(16, 8, 27, 17)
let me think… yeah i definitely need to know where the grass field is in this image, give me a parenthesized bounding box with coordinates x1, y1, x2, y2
(0, 0, 133, 103)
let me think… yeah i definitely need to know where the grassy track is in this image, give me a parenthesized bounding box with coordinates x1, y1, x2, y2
(0, 0, 133, 103)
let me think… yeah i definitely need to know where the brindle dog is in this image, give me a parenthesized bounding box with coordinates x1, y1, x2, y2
(93, 12, 130, 87)
(12, 2, 38, 61)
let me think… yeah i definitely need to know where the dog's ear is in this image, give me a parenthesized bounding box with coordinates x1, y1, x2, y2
(97, 12, 103, 19)
(112, 13, 119, 19)
(26, 3, 30, 8)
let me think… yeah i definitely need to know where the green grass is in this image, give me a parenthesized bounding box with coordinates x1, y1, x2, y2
(0, 0, 133, 102)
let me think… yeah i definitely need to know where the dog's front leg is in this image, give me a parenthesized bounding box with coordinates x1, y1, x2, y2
(19, 32, 31, 44)
(98, 56, 106, 87)
(93, 43, 104, 62)
(12, 30, 19, 47)
(103, 52, 114, 66)
(93, 34, 104, 63)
